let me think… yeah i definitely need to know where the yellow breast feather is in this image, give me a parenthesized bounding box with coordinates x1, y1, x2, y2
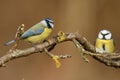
(24, 28, 52, 43)
(95, 38, 114, 53)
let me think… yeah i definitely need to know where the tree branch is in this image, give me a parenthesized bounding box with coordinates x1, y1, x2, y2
(1, 32, 120, 68)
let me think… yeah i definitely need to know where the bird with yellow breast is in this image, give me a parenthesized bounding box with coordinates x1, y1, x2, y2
(95, 29, 115, 54)
(5, 18, 54, 45)
(5, 18, 62, 68)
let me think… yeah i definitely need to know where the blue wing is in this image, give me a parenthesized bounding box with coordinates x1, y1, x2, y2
(21, 27, 44, 39)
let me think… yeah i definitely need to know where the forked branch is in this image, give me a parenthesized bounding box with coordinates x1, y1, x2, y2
(1, 31, 120, 68)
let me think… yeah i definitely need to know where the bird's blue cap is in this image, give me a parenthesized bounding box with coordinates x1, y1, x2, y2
(45, 18, 52, 21)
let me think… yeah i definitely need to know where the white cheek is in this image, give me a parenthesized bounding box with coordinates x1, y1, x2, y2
(105, 33, 112, 39)
(50, 23, 54, 29)
(98, 33, 103, 39)
(40, 20, 47, 26)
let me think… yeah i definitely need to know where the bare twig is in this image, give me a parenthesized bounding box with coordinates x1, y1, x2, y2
(2, 31, 120, 68)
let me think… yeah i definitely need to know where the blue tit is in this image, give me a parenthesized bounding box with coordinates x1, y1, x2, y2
(5, 18, 54, 45)
(95, 29, 115, 53)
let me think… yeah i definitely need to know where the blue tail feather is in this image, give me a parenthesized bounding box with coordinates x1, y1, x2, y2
(4, 40, 15, 46)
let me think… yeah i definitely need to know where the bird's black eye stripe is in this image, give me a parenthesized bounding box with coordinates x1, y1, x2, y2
(101, 32, 110, 37)
(100, 32, 112, 39)
(45, 19, 52, 28)
(100, 32, 106, 39)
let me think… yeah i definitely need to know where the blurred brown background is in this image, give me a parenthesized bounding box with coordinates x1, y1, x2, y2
(0, 0, 120, 80)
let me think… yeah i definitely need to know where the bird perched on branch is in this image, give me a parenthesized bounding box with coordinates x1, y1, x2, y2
(5, 18, 62, 68)
(5, 18, 54, 45)
(95, 29, 115, 53)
